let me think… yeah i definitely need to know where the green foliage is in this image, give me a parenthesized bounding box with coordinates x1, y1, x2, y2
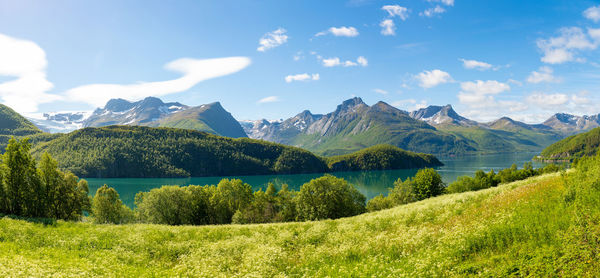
(92, 185, 133, 224)
(412, 168, 444, 200)
(326, 144, 443, 171)
(446, 170, 499, 194)
(540, 127, 600, 160)
(295, 175, 366, 221)
(31, 126, 330, 178)
(0, 139, 88, 220)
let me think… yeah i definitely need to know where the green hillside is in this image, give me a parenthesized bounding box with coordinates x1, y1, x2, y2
(2, 162, 599, 276)
(31, 125, 329, 178)
(327, 144, 442, 171)
(0, 104, 44, 150)
(31, 126, 440, 178)
(153, 102, 248, 138)
(540, 127, 600, 160)
(438, 125, 563, 154)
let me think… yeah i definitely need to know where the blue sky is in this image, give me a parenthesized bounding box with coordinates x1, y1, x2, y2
(0, 0, 599, 123)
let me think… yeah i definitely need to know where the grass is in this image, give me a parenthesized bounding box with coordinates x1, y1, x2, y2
(0, 170, 596, 277)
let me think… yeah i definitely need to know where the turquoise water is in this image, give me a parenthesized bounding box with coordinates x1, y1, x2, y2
(86, 152, 544, 208)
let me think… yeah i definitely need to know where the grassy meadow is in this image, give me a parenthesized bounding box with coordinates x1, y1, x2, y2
(0, 167, 597, 277)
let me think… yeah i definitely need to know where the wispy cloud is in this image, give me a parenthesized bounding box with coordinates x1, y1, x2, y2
(315, 26, 359, 37)
(285, 73, 320, 83)
(321, 56, 368, 67)
(65, 57, 251, 107)
(537, 27, 598, 64)
(257, 28, 288, 52)
(460, 58, 493, 70)
(382, 5, 409, 20)
(415, 69, 452, 88)
(527, 66, 561, 83)
(584, 5, 600, 22)
(379, 19, 396, 36)
(420, 5, 446, 17)
(257, 96, 280, 104)
(0, 33, 58, 113)
(427, 0, 454, 6)
(373, 88, 388, 95)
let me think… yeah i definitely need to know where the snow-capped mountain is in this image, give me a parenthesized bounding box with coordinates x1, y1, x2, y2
(83, 97, 188, 127)
(28, 111, 92, 133)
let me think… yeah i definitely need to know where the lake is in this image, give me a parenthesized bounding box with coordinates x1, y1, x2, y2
(86, 152, 545, 208)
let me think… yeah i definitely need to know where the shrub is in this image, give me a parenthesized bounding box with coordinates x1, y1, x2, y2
(295, 175, 366, 221)
(92, 185, 132, 224)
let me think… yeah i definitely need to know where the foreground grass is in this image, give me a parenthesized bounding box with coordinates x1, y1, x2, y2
(0, 171, 596, 277)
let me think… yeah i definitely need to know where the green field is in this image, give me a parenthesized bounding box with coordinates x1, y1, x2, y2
(1, 163, 597, 277)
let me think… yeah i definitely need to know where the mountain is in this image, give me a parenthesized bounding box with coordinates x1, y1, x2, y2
(243, 97, 476, 156)
(542, 113, 600, 133)
(151, 102, 247, 138)
(83, 97, 188, 127)
(409, 105, 478, 127)
(28, 111, 91, 133)
(539, 127, 600, 161)
(82, 97, 246, 138)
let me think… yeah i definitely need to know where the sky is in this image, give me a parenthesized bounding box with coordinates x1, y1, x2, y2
(0, 0, 600, 123)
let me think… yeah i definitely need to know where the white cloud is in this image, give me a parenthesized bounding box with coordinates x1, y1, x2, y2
(257, 28, 288, 52)
(589, 28, 600, 42)
(527, 66, 561, 83)
(316, 26, 359, 37)
(458, 80, 510, 107)
(373, 88, 388, 95)
(415, 69, 452, 88)
(391, 99, 427, 111)
(427, 0, 454, 6)
(382, 5, 409, 20)
(380, 19, 396, 36)
(357, 56, 368, 66)
(321, 56, 368, 67)
(460, 58, 493, 70)
(257, 96, 280, 104)
(0, 33, 58, 113)
(285, 73, 320, 83)
(584, 5, 600, 22)
(420, 5, 446, 17)
(65, 57, 251, 107)
(537, 27, 598, 64)
(526, 93, 569, 108)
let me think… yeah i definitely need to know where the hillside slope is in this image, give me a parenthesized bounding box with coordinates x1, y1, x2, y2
(152, 102, 247, 138)
(540, 127, 600, 160)
(1, 170, 596, 276)
(31, 125, 328, 178)
(30, 126, 440, 178)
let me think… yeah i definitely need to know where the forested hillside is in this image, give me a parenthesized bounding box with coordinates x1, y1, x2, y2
(327, 144, 442, 171)
(31, 126, 442, 178)
(31, 126, 329, 178)
(540, 127, 600, 160)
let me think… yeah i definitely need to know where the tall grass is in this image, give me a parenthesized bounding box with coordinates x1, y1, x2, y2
(0, 160, 598, 276)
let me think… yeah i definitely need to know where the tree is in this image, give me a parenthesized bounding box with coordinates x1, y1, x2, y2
(295, 175, 366, 221)
(92, 185, 132, 224)
(135, 186, 192, 225)
(2, 137, 41, 217)
(210, 179, 253, 224)
(412, 168, 444, 200)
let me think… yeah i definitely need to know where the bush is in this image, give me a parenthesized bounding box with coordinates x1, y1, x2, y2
(412, 168, 445, 200)
(295, 175, 366, 221)
(92, 185, 132, 224)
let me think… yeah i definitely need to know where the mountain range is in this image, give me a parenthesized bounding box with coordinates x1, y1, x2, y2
(20, 96, 600, 156)
(29, 97, 247, 138)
